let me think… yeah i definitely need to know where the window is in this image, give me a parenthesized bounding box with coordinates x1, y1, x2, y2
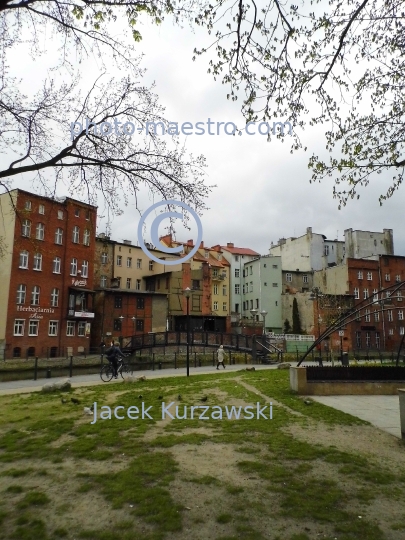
(399, 311, 404, 320)
(127, 257, 132, 268)
(192, 280, 200, 290)
(401, 327, 405, 336)
(222, 285, 227, 296)
(365, 332, 371, 347)
(235, 284, 240, 294)
(78, 322, 86, 336)
(263, 263, 266, 268)
(37, 204, 45, 215)
(114, 296, 122, 308)
(388, 310, 393, 322)
(55, 228, 63, 244)
(204, 251, 209, 258)
(272, 283, 278, 287)
(137, 259, 142, 269)
(53, 257, 61, 274)
(31, 286, 40, 305)
(114, 319, 122, 331)
(272, 264, 278, 269)
(66, 321, 75, 336)
(249, 266, 253, 275)
(213, 268, 218, 277)
(116, 255, 122, 266)
(376, 332, 380, 349)
(28, 320, 39, 336)
(250, 299, 253, 309)
(303, 275, 308, 283)
(75, 208, 80, 217)
(70, 258, 77, 276)
(363, 289, 369, 299)
(19, 251, 29, 269)
(367, 272, 373, 280)
(222, 302, 227, 311)
(396, 274, 401, 282)
(374, 311, 380, 322)
(136, 319, 144, 331)
(81, 260, 88, 278)
(235, 269, 240, 278)
(100, 276, 107, 288)
(324, 245, 329, 256)
(25, 200, 32, 210)
(365, 309, 371, 322)
(264, 282, 268, 286)
(354, 287, 359, 299)
(16, 285, 26, 304)
(101, 252, 108, 264)
(385, 273, 390, 281)
(137, 297, 144, 309)
(373, 289, 379, 301)
(149, 261, 153, 271)
(51, 288, 59, 307)
(36, 223, 45, 240)
(126, 278, 131, 289)
(22, 219, 31, 237)
(83, 229, 90, 246)
(235, 256, 239, 262)
(14, 319, 25, 336)
(58, 210, 64, 220)
(85, 210, 90, 221)
(72, 226, 80, 243)
(398, 291, 403, 302)
(286, 273, 292, 282)
(49, 321, 58, 336)
(213, 301, 218, 310)
(213, 284, 218, 295)
(33, 253, 42, 271)
(136, 279, 141, 291)
(249, 282, 253, 292)
(256, 298, 259, 309)
(357, 271, 363, 279)
(356, 331, 361, 349)
(389, 328, 394, 335)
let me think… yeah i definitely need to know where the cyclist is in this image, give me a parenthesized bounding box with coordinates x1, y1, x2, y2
(105, 341, 125, 379)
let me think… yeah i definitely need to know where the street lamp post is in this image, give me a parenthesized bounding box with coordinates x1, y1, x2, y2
(260, 310, 268, 335)
(183, 287, 191, 377)
(250, 308, 258, 328)
(309, 288, 323, 358)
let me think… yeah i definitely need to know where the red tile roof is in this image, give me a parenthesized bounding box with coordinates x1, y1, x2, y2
(220, 245, 259, 256)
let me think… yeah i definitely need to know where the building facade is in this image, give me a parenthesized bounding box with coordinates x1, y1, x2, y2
(0, 190, 97, 359)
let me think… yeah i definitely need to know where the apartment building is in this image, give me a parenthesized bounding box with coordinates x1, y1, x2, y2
(242, 255, 282, 333)
(215, 243, 259, 324)
(0, 189, 97, 359)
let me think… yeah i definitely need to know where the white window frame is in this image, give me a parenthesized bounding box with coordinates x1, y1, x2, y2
(25, 200, 32, 210)
(365, 309, 370, 322)
(149, 261, 153, 271)
(83, 229, 90, 246)
(55, 228, 63, 245)
(28, 320, 39, 336)
(235, 268, 240, 278)
(357, 271, 363, 279)
(127, 257, 132, 268)
(388, 310, 393, 322)
(53, 257, 61, 274)
(14, 319, 25, 336)
(222, 285, 227, 296)
(363, 289, 369, 299)
(70, 258, 78, 276)
(213, 284, 218, 295)
(51, 288, 59, 307)
(39, 204, 45, 215)
(385, 273, 390, 281)
(66, 321, 75, 336)
(72, 225, 80, 243)
(78, 321, 86, 336)
(354, 287, 359, 299)
(286, 273, 292, 282)
(16, 284, 26, 304)
(374, 311, 380, 322)
(136, 279, 141, 291)
(126, 278, 131, 289)
(137, 259, 142, 269)
(33, 253, 42, 271)
(235, 284, 240, 294)
(22, 219, 31, 237)
(36, 223, 45, 240)
(400, 327, 405, 336)
(101, 252, 108, 264)
(367, 272, 372, 280)
(19, 251, 29, 269)
(222, 302, 227, 311)
(81, 260, 89, 278)
(396, 274, 401, 283)
(213, 301, 218, 310)
(31, 285, 40, 306)
(57, 210, 64, 220)
(303, 275, 308, 283)
(48, 321, 58, 336)
(100, 275, 107, 288)
(116, 255, 122, 266)
(399, 311, 404, 321)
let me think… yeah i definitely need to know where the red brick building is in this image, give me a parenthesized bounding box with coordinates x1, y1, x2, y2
(0, 189, 97, 359)
(314, 255, 405, 353)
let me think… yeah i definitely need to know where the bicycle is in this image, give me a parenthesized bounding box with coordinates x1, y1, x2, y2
(100, 355, 132, 382)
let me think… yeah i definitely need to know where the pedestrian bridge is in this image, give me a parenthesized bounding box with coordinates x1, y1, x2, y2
(121, 331, 283, 359)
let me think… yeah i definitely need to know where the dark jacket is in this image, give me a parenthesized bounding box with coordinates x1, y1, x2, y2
(105, 345, 125, 361)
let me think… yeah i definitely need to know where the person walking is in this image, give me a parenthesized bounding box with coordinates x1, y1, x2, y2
(217, 345, 225, 369)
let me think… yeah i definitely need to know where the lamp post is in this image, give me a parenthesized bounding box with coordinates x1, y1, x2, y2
(183, 287, 191, 377)
(309, 288, 323, 357)
(250, 308, 258, 327)
(260, 310, 268, 335)
(118, 315, 125, 347)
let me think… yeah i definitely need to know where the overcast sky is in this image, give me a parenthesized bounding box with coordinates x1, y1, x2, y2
(4, 11, 405, 257)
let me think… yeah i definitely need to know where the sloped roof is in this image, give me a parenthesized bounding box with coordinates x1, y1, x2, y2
(220, 245, 259, 256)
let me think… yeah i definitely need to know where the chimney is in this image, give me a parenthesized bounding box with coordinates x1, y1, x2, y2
(123, 239, 132, 245)
(98, 233, 105, 239)
(227, 242, 234, 248)
(199, 241, 204, 248)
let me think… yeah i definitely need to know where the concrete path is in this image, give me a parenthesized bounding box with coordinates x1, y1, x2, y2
(311, 395, 402, 439)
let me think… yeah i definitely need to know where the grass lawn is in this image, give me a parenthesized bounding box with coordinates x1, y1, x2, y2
(0, 369, 405, 540)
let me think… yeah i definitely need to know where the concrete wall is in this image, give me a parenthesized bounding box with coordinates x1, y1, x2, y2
(313, 264, 349, 295)
(282, 292, 314, 334)
(345, 228, 394, 259)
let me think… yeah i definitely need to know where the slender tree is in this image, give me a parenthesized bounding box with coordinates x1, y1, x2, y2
(292, 298, 302, 335)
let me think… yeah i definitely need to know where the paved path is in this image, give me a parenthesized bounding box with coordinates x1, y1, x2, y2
(311, 395, 402, 439)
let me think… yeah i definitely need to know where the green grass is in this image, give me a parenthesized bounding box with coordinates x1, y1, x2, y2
(0, 369, 401, 540)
